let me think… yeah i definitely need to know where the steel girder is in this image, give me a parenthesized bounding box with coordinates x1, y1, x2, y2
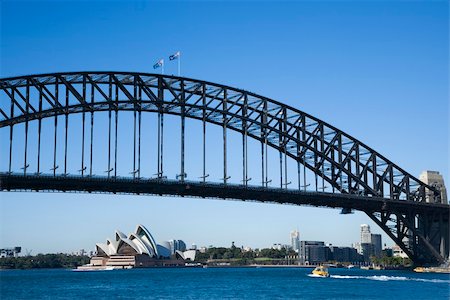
(0, 72, 439, 201)
(0, 72, 448, 265)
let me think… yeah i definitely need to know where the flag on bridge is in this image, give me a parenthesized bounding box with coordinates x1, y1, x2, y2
(153, 59, 164, 69)
(169, 51, 181, 61)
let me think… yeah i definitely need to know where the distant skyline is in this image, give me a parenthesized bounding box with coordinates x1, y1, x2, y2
(0, 0, 448, 254)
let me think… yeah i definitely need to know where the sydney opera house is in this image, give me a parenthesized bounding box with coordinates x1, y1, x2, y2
(78, 225, 196, 270)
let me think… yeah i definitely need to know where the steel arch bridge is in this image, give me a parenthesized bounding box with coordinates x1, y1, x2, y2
(0, 72, 448, 265)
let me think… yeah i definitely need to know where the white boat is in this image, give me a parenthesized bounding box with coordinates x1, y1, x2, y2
(73, 265, 115, 271)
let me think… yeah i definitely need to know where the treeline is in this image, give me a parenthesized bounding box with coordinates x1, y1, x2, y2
(370, 255, 411, 267)
(0, 254, 90, 269)
(195, 245, 297, 263)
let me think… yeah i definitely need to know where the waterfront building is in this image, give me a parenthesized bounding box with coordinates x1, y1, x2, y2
(271, 243, 291, 251)
(382, 248, 393, 257)
(371, 234, 382, 258)
(290, 230, 300, 253)
(392, 244, 408, 259)
(300, 241, 326, 265)
(360, 243, 374, 261)
(328, 246, 363, 263)
(0, 247, 21, 258)
(83, 225, 192, 269)
(419, 171, 448, 204)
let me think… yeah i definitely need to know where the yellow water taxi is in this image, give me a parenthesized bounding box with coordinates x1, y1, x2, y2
(311, 266, 330, 277)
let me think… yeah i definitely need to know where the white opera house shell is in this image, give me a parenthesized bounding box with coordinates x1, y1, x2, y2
(96, 224, 171, 259)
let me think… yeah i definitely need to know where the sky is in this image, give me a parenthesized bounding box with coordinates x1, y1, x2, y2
(0, 0, 448, 254)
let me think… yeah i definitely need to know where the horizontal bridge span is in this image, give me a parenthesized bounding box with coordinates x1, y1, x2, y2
(1, 173, 447, 214)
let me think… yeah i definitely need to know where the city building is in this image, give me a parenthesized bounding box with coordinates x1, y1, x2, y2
(371, 234, 382, 258)
(272, 243, 291, 251)
(360, 243, 374, 261)
(360, 224, 371, 244)
(358, 224, 383, 261)
(419, 171, 448, 204)
(353, 242, 361, 254)
(290, 230, 300, 253)
(382, 248, 393, 257)
(328, 246, 363, 263)
(0, 247, 21, 258)
(162, 240, 187, 255)
(392, 244, 408, 259)
(300, 241, 327, 265)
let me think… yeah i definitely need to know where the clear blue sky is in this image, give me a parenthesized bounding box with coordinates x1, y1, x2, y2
(0, 0, 448, 254)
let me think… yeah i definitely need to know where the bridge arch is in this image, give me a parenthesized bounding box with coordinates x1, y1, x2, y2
(0, 72, 448, 265)
(0, 72, 437, 201)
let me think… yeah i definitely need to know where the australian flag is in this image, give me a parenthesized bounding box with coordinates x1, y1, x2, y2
(169, 51, 181, 61)
(153, 59, 164, 69)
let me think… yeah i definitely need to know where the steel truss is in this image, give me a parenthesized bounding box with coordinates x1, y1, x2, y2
(0, 72, 448, 265)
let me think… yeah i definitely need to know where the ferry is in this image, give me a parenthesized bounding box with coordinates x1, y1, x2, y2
(413, 266, 450, 274)
(311, 266, 330, 277)
(73, 265, 115, 271)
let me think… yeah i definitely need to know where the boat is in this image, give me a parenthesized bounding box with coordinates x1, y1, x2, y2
(346, 264, 355, 269)
(73, 265, 115, 271)
(311, 266, 330, 277)
(413, 266, 450, 274)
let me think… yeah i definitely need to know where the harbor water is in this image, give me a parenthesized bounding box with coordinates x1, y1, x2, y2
(1, 267, 449, 299)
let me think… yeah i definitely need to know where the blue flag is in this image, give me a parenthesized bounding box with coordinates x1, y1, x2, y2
(169, 51, 180, 61)
(153, 59, 164, 69)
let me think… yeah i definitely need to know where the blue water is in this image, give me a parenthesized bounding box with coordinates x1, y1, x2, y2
(1, 267, 449, 299)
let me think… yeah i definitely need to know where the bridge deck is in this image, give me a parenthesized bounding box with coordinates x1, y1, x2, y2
(1, 173, 448, 214)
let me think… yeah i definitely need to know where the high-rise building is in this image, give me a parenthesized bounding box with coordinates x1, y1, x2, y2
(359, 224, 382, 261)
(360, 243, 374, 261)
(360, 224, 371, 244)
(166, 239, 187, 254)
(290, 230, 300, 253)
(419, 171, 448, 204)
(371, 234, 382, 258)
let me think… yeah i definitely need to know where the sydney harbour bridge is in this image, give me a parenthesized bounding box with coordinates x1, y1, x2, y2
(0, 72, 448, 265)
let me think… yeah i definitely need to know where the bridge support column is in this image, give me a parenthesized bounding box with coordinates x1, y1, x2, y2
(367, 209, 448, 266)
